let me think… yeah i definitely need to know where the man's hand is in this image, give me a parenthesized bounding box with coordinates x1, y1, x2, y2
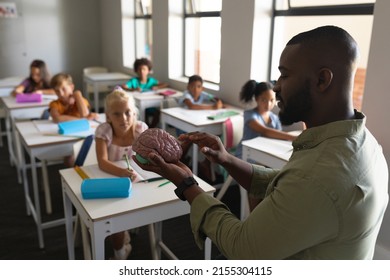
(132, 152, 193, 187)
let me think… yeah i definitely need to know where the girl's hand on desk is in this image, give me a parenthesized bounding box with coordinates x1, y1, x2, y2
(132, 153, 193, 187)
(121, 168, 137, 181)
(179, 132, 230, 165)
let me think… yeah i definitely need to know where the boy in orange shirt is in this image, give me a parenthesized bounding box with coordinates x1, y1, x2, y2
(49, 73, 97, 123)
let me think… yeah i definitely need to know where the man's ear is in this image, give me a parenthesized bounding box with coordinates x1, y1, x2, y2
(317, 68, 333, 92)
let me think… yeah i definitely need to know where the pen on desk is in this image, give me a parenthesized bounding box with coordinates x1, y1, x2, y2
(158, 180, 171, 187)
(138, 177, 164, 183)
(74, 165, 89, 180)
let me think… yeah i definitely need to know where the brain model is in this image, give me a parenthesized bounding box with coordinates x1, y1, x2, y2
(133, 128, 183, 164)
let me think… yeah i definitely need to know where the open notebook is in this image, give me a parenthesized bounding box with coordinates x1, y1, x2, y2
(80, 158, 161, 183)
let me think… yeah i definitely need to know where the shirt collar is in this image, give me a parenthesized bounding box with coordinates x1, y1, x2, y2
(292, 110, 366, 151)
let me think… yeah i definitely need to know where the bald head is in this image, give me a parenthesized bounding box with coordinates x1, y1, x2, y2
(287, 25, 359, 72)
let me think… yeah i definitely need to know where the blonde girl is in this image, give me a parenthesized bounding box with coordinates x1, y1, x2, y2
(95, 87, 148, 259)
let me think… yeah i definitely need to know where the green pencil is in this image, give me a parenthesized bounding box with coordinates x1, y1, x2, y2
(158, 180, 171, 187)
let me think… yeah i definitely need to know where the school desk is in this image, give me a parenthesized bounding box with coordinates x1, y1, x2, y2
(160, 107, 242, 175)
(131, 88, 183, 122)
(14, 117, 103, 249)
(83, 72, 131, 112)
(240, 136, 294, 220)
(60, 162, 215, 260)
(0, 95, 56, 183)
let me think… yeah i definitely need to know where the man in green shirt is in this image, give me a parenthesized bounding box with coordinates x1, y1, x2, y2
(134, 26, 389, 259)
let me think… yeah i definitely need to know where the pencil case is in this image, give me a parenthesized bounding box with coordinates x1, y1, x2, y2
(207, 110, 240, 120)
(81, 178, 131, 199)
(16, 93, 42, 103)
(58, 119, 90, 135)
(159, 90, 176, 96)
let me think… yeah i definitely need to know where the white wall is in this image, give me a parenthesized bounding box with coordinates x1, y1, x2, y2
(363, 0, 390, 258)
(0, 0, 102, 89)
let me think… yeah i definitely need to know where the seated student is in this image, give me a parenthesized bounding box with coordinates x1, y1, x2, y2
(95, 87, 148, 260)
(49, 73, 97, 166)
(49, 73, 97, 123)
(235, 80, 297, 160)
(180, 75, 223, 110)
(122, 57, 168, 128)
(11, 59, 55, 97)
(178, 75, 224, 180)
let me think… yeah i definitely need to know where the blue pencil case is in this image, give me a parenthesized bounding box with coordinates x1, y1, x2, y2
(58, 119, 90, 135)
(81, 178, 131, 199)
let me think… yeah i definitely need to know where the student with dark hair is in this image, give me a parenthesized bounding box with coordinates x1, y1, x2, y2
(122, 57, 168, 127)
(135, 26, 389, 259)
(235, 80, 296, 159)
(11, 59, 55, 96)
(179, 75, 223, 110)
(122, 57, 167, 92)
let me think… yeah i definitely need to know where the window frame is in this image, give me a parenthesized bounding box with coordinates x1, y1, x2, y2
(134, 0, 152, 61)
(268, 1, 375, 80)
(183, 0, 221, 85)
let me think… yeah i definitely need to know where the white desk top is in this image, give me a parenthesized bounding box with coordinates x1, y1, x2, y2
(131, 88, 183, 100)
(0, 76, 23, 88)
(60, 164, 215, 221)
(84, 72, 131, 82)
(161, 107, 243, 127)
(1, 95, 55, 110)
(15, 116, 104, 148)
(242, 136, 294, 162)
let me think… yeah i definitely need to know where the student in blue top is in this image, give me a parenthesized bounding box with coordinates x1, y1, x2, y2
(235, 80, 297, 159)
(122, 57, 168, 127)
(178, 75, 224, 179)
(180, 75, 223, 110)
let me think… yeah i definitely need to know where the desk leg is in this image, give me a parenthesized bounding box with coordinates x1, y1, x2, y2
(20, 139, 31, 216)
(239, 185, 250, 221)
(5, 114, 14, 166)
(204, 238, 212, 260)
(13, 120, 22, 184)
(90, 225, 106, 260)
(62, 187, 75, 260)
(192, 144, 198, 176)
(30, 155, 45, 248)
(94, 84, 99, 113)
(148, 223, 159, 260)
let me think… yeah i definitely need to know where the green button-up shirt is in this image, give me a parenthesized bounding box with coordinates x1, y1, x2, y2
(190, 112, 388, 259)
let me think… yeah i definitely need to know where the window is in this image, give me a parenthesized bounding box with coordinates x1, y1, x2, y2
(135, 0, 153, 60)
(121, 0, 152, 69)
(183, 0, 222, 84)
(268, 0, 375, 110)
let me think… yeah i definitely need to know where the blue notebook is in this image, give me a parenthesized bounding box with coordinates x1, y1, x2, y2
(58, 119, 90, 135)
(81, 177, 131, 199)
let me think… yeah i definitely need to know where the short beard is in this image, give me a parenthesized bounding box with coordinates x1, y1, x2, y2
(278, 81, 312, 126)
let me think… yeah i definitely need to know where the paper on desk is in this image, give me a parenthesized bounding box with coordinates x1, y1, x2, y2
(81, 159, 160, 183)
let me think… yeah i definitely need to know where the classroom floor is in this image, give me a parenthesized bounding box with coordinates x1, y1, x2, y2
(0, 130, 241, 260)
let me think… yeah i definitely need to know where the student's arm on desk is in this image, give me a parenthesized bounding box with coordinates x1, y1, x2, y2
(184, 98, 223, 110)
(248, 119, 297, 141)
(95, 138, 137, 180)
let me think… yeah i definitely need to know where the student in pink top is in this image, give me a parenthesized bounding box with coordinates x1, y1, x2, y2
(95, 87, 148, 260)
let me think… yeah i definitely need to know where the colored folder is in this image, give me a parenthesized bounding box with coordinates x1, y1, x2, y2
(81, 177, 131, 199)
(58, 119, 90, 135)
(16, 93, 42, 103)
(207, 110, 240, 120)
